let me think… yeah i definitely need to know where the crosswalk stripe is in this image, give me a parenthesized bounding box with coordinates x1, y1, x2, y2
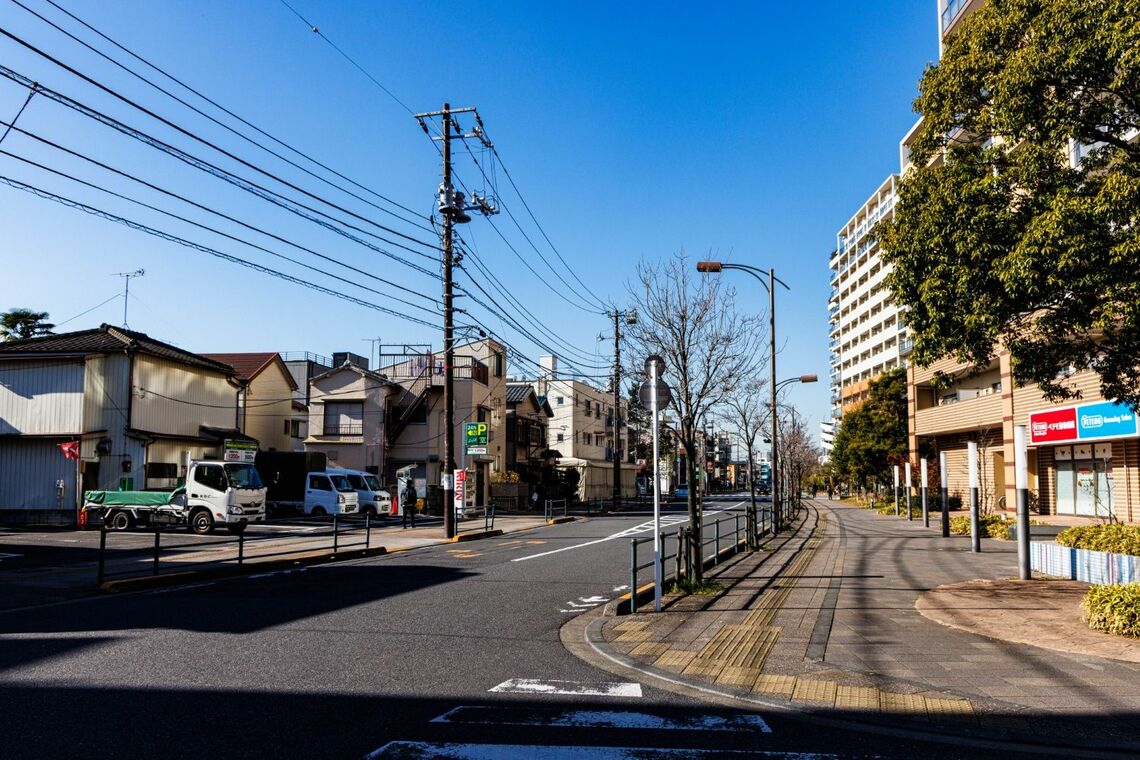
(431, 706, 771, 733)
(488, 678, 641, 698)
(366, 743, 833, 759)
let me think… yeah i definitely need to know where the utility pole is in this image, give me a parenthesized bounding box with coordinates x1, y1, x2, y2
(113, 269, 144, 329)
(612, 309, 622, 509)
(415, 103, 497, 540)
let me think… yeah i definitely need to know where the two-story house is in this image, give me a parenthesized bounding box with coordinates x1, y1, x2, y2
(504, 382, 553, 488)
(0, 325, 247, 524)
(202, 352, 298, 452)
(304, 360, 394, 476)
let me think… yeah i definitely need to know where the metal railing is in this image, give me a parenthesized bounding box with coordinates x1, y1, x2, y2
(96, 514, 382, 588)
(544, 498, 568, 521)
(626, 513, 748, 613)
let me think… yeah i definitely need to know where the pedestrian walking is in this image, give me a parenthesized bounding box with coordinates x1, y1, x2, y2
(402, 480, 417, 528)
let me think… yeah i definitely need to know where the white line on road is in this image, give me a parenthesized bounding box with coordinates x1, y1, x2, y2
(488, 678, 642, 698)
(431, 706, 772, 733)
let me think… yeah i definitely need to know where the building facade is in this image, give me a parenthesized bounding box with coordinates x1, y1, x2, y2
(203, 352, 298, 453)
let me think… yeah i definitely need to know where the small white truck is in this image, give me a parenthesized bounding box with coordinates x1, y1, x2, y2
(82, 460, 267, 534)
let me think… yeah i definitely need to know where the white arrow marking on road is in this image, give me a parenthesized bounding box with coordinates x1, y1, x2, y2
(489, 679, 642, 698)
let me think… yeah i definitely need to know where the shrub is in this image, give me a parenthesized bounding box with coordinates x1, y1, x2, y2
(1081, 583, 1140, 638)
(949, 514, 1011, 540)
(1056, 524, 1140, 557)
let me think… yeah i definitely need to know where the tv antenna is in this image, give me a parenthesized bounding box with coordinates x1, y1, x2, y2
(112, 269, 145, 328)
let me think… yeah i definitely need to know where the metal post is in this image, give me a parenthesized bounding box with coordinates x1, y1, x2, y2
(440, 103, 457, 540)
(1014, 425, 1031, 580)
(651, 357, 662, 613)
(97, 524, 106, 588)
(333, 514, 339, 553)
(905, 460, 912, 520)
(893, 464, 900, 517)
(735, 513, 740, 551)
(968, 440, 981, 553)
(920, 456, 929, 528)
(612, 309, 622, 510)
(714, 518, 720, 564)
(769, 268, 779, 534)
(365, 512, 371, 549)
(630, 538, 638, 615)
(238, 529, 245, 565)
(675, 527, 683, 581)
(152, 526, 160, 576)
(940, 450, 950, 538)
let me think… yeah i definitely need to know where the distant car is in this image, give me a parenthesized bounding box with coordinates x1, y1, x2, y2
(674, 486, 689, 498)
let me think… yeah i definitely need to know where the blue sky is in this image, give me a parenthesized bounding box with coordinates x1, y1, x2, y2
(0, 0, 939, 438)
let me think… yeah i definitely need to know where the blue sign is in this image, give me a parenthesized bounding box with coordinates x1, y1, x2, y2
(1076, 401, 1138, 441)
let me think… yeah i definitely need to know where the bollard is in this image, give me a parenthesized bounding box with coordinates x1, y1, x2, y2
(735, 514, 740, 552)
(238, 529, 245, 565)
(153, 526, 161, 576)
(97, 524, 107, 588)
(365, 512, 371, 549)
(630, 538, 638, 615)
(675, 527, 683, 582)
(714, 519, 720, 564)
(333, 514, 339, 554)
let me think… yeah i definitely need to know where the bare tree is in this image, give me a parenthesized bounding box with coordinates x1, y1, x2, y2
(776, 408, 821, 516)
(625, 253, 760, 583)
(718, 375, 769, 548)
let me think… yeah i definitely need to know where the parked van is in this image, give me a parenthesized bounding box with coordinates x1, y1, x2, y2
(327, 468, 391, 516)
(300, 471, 359, 516)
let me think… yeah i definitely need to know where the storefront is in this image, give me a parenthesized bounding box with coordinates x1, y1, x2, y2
(1028, 401, 1138, 519)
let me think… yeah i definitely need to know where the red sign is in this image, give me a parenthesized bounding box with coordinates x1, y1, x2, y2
(1028, 407, 1078, 445)
(59, 441, 80, 460)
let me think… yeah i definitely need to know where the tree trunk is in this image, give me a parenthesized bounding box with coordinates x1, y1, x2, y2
(684, 438, 703, 583)
(746, 446, 757, 549)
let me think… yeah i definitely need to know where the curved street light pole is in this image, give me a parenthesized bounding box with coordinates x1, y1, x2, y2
(697, 261, 789, 532)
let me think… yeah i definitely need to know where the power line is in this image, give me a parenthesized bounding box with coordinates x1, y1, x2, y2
(0, 63, 441, 279)
(15, 0, 435, 235)
(0, 29, 441, 254)
(0, 173, 440, 329)
(0, 118, 441, 307)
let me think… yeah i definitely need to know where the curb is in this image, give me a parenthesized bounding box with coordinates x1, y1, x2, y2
(547, 516, 576, 525)
(452, 529, 504, 542)
(99, 545, 390, 593)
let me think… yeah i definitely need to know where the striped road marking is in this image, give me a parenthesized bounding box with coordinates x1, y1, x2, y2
(366, 744, 831, 759)
(431, 705, 771, 733)
(488, 678, 642, 698)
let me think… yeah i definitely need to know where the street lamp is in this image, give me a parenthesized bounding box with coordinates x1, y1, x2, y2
(770, 375, 817, 527)
(697, 258, 796, 535)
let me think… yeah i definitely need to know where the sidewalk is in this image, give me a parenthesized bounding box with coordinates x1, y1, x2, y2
(572, 499, 1140, 755)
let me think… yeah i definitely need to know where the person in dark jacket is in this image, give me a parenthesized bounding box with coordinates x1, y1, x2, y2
(402, 480, 417, 528)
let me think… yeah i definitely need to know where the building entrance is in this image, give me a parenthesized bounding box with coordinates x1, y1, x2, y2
(1054, 444, 1113, 518)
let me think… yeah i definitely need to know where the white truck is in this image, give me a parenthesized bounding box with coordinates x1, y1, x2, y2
(265, 471, 360, 516)
(327, 468, 391, 517)
(82, 460, 267, 535)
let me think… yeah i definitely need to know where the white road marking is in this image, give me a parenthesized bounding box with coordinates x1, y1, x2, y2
(0, 553, 23, 559)
(367, 744, 826, 759)
(612, 585, 629, 592)
(488, 679, 642, 698)
(431, 706, 772, 733)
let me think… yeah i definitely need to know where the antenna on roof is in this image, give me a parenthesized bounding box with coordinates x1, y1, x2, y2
(112, 269, 145, 328)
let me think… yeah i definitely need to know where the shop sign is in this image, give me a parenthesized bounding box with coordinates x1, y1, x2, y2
(1028, 401, 1138, 445)
(223, 439, 258, 463)
(465, 422, 489, 456)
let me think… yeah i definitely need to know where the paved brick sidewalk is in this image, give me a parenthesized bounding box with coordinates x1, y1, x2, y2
(586, 499, 1140, 753)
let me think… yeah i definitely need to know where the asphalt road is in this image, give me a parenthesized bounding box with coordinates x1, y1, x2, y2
(0, 496, 1029, 758)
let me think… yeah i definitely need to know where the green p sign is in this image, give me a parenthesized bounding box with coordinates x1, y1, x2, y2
(465, 422, 489, 455)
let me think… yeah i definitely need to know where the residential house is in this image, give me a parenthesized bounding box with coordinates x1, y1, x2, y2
(504, 382, 553, 488)
(0, 325, 246, 524)
(304, 360, 394, 476)
(202, 352, 298, 452)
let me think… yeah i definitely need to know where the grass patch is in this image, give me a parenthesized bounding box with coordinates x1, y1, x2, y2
(1082, 583, 1140, 638)
(1057, 524, 1140, 556)
(666, 578, 725, 595)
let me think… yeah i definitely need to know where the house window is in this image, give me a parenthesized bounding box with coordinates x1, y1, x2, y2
(557, 433, 564, 442)
(290, 420, 302, 438)
(585, 401, 592, 417)
(493, 352, 504, 377)
(556, 396, 565, 405)
(323, 401, 363, 435)
(145, 462, 177, 480)
(283, 420, 290, 435)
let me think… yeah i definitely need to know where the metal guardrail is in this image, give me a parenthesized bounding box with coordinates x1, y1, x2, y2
(544, 498, 568, 521)
(95, 514, 382, 588)
(626, 513, 748, 613)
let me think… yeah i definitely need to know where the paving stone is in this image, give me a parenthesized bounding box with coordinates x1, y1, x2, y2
(834, 685, 880, 711)
(630, 642, 670, 658)
(791, 678, 837, 705)
(752, 674, 797, 697)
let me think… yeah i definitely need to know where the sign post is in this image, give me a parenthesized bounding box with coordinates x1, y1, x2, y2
(1014, 425, 1030, 580)
(968, 441, 981, 553)
(920, 457, 929, 528)
(939, 450, 950, 538)
(642, 355, 670, 614)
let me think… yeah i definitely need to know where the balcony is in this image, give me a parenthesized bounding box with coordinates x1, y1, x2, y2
(914, 391, 1002, 436)
(322, 422, 363, 436)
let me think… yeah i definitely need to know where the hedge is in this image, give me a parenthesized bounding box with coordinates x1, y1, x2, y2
(1056, 524, 1140, 557)
(949, 514, 1012, 540)
(1081, 583, 1140, 638)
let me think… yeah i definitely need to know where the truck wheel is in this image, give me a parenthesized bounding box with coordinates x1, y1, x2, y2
(189, 509, 214, 535)
(108, 511, 133, 531)
(226, 523, 247, 535)
(311, 506, 326, 517)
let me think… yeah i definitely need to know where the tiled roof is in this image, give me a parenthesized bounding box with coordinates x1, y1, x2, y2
(202, 352, 297, 389)
(505, 383, 534, 405)
(0, 324, 234, 374)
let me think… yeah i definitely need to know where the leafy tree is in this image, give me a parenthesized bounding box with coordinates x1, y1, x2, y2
(0, 308, 54, 341)
(880, 0, 1140, 405)
(625, 253, 760, 582)
(829, 369, 908, 491)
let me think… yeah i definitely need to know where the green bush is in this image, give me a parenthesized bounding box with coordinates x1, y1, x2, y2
(1056, 524, 1140, 557)
(948, 514, 1012, 540)
(1082, 583, 1140, 638)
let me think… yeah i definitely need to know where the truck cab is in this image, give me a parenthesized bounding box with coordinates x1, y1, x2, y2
(182, 461, 267, 534)
(327, 468, 391, 517)
(304, 472, 359, 516)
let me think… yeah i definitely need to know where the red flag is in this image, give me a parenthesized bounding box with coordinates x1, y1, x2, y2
(60, 441, 80, 460)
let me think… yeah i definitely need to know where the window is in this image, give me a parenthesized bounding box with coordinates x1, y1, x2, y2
(290, 420, 302, 438)
(556, 396, 565, 405)
(309, 475, 331, 491)
(556, 433, 564, 442)
(283, 420, 290, 435)
(194, 464, 227, 492)
(585, 401, 592, 417)
(145, 462, 177, 480)
(493, 352, 504, 377)
(323, 401, 363, 435)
